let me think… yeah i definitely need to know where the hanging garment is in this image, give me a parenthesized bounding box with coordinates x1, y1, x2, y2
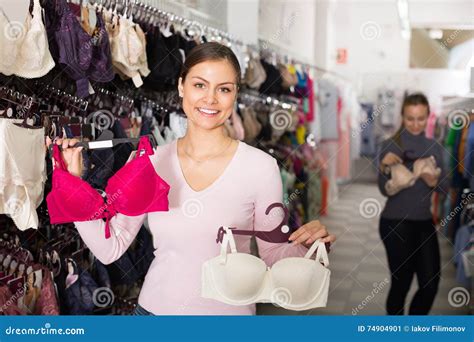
(278, 64, 298, 89)
(53, 0, 114, 97)
(241, 107, 262, 143)
(376, 88, 398, 127)
(230, 109, 245, 141)
(360, 103, 376, 156)
(33, 266, 60, 315)
(169, 112, 187, 138)
(201, 226, 330, 311)
(46, 136, 170, 239)
(0, 0, 55, 78)
(292, 70, 309, 98)
(463, 123, 474, 178)
(0, 119, 46, 230)
(306, 75, 315, 122)
(105, 12, 150, 87)
(258, 59, 283, 95)
(64, 260, 99, 315)
(317, 79, 339, 140)
(244, 57, 266, 89)
(145, 28, 182, 90)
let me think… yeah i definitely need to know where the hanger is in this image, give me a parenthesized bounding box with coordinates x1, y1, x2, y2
(216, 203, 291, 244)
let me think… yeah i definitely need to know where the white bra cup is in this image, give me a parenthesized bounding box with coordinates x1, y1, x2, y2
(204, 253, 267, 304)
(201, 227, 331, 311)
(271, 257, 330, 309)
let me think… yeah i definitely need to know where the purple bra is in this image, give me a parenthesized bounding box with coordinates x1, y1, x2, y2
(52, 0, 114, 97)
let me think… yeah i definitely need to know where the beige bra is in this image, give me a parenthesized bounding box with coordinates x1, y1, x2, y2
(385, 156, 441, 196)
(201, 226, 330, 311)
(104, 10, 150, 87)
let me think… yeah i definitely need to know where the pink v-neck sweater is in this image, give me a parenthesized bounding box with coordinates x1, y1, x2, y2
(75, 139, 308, 315)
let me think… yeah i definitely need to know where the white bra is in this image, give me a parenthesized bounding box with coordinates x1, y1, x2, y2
(0, 0, 55, 78)
(201, 227, 331, 311)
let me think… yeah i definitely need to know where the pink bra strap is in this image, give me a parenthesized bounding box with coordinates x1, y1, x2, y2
(52, 144, 68, 171)
(136, 136, 154, 157)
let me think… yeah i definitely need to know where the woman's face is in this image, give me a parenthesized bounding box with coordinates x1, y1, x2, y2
(178, 59, 238, 131)
(402, 104, 429, 135)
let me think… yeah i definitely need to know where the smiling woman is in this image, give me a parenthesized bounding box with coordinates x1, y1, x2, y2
(52, 42, 335, 316)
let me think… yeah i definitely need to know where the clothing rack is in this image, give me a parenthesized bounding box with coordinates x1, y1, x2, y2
(42, 84, 89, 111)
(0, 87, 35, 108)
(257, 39, 352, 83)
(91, 0, 351, 85)
(92, 87, 135, 112)
(135, 94, 171, 114)
(91, 0, 241, 45)
(239, 90, 298, 111)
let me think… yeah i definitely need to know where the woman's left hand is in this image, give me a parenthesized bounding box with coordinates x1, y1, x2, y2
(289, 220, 336, 250)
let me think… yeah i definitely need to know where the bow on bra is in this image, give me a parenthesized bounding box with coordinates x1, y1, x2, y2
(202, 226, 330, 311)
(46, 136, 170, 238)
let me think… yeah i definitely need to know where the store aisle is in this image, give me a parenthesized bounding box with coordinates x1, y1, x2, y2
(258, 182, 470, 315)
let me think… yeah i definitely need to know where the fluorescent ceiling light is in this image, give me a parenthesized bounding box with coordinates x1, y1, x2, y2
(428, 29, 443, 39)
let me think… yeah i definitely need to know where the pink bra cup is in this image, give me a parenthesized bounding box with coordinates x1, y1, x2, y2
(46, 145, 105, 224)
(47, 136, 170, 238)
(202, 226, 330, 311)
(105, 136, 170, 216)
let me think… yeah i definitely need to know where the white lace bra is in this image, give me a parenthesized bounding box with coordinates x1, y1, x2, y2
(0, 0, 55, 78)
(201, 226, 330, 311)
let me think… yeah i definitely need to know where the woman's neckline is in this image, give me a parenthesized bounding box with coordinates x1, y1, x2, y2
(173, 139, 242, 194)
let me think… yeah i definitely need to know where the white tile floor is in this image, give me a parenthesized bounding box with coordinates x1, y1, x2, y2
(257, 183, 471, 315)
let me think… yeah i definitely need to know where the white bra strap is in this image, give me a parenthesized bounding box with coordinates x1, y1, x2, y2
(304, 239, 330, 267)
(220, 226, 237, 259)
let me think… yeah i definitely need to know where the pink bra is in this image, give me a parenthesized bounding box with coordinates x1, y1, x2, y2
(46, 137, 170, 238)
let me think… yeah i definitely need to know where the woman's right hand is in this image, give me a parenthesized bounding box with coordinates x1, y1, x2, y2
(380, 152, 402, 172)
(46, 137, 84, 178)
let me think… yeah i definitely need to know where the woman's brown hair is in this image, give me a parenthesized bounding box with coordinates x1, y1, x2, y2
(179, 42, 241, 89)
(392, 92, 430, 147)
